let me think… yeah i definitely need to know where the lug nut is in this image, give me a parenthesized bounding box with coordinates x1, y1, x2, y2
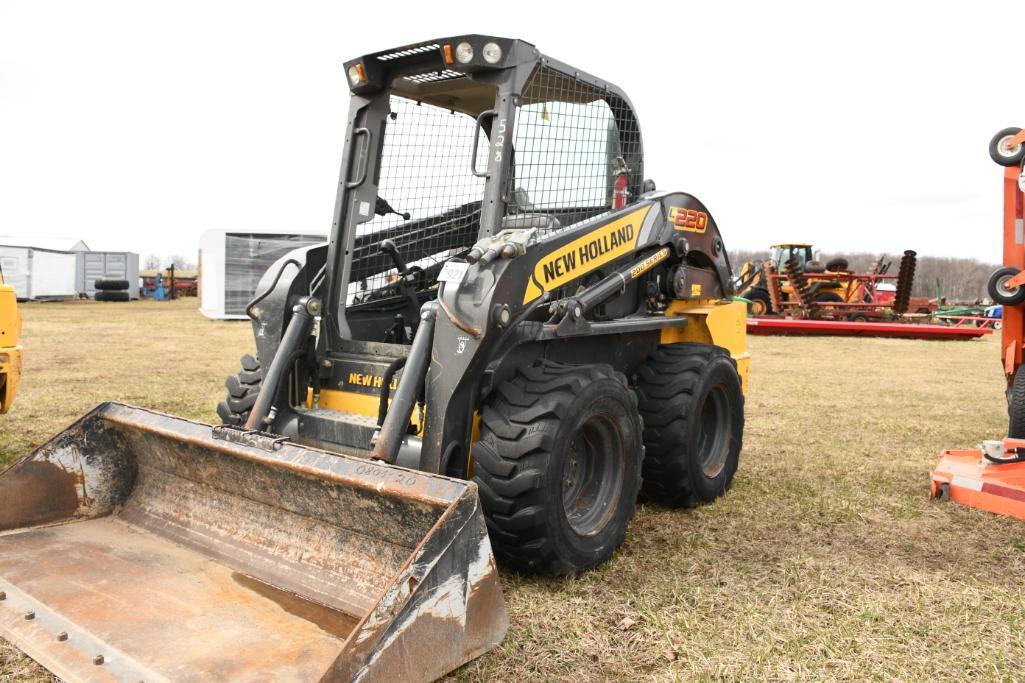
(0, 591, 6, 600)
(93, 654, 104, 665)
(24, 611, 34, 620)
(58, 632, 68, 642)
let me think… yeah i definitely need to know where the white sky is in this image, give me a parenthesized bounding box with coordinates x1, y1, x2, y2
(1, 2, 1022, 263)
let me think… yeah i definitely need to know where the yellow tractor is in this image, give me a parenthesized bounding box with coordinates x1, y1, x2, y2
(0, 262, 21, 413)
(737, 243, 854, 315)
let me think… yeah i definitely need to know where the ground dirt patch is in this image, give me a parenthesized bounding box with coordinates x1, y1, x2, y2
(1, 300, 1022, 680)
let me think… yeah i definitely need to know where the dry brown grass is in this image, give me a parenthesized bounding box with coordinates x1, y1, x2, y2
(2, 300, 1024, 681)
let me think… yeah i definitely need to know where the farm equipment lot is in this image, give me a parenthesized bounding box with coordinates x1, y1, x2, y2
(1, 300, 1022, 680)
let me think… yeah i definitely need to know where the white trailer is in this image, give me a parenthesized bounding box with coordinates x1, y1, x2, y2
(199, 229, 327, 320)
(0, 245, 78, 301)
(76, 251, 140, 299)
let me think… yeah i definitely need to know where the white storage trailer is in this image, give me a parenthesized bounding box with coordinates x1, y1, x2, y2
(0, 245, 78, 301)
(199, 229, 327, 320)
(76, 251, 140, 299)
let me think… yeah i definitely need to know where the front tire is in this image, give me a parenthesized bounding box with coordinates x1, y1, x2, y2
(989, 127, 1025, 167)
(634, 344, 744, 508)
(472, 362, 643, 576)
(987, 267, 1025, 306)
(746, 288, 773, 316)
(216, 353, 262, 426)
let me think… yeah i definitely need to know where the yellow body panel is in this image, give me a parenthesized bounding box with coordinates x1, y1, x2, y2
(0, 282, 22, 413)
(661, 299, 750, 393)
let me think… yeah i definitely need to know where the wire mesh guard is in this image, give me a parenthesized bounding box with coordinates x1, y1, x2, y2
(349, 95, 489, 304)
(348, 67, 641, 304)
(511, 66, 641, 232)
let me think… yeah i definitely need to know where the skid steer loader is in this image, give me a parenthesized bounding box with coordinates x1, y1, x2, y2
(0, 36, 748, 681)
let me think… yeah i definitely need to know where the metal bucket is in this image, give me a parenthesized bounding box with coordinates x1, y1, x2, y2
(0, 403, 507, 682)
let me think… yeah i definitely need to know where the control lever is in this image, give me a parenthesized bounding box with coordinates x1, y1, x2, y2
(380, 239, 409, 275)
(379, 239, 421, 332)
(375, 197, 410, 221)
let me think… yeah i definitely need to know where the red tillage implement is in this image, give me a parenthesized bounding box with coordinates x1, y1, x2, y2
(746, 317, 991, 340)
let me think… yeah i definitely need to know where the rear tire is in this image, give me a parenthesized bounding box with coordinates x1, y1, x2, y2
(634, 344, 744, 508)
(217, 354, 262, 426)
(1008, 368, 1025, 439)
(825, 257, 849, 272)
(815, 291, 844, 304)
(472, 362, 643, 576)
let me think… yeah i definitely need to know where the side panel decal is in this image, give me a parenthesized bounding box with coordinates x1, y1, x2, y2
(523, 205, 652, 304)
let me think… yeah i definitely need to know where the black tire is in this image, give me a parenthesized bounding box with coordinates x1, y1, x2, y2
(472, 362, 643, 576)
(95, 278, 130, 291)
(217, 354, 262, 426)
(1008, 368, 1025, 439)
(987, 267, 1025, 306)
(849, 313, 870, 323)
(825, 258, 849, 272)
(634, 344, 744, 508)
(94, 290, 130, 302)
(989, 127, 1025, 167)
(745, 288, 773, 316)
(815, 291, 844, 304)
(804, 260, 826, 273)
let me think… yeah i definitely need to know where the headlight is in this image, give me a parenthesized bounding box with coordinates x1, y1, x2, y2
(347, 64, 365, 86)
(482, 42, 502, 64)
(455, 42, 474, 64)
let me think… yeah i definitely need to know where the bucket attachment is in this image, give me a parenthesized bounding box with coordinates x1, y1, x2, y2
(0, 403, 507, 682)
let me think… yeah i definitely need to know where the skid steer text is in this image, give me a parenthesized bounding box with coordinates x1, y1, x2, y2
(523, 205, 651, 303)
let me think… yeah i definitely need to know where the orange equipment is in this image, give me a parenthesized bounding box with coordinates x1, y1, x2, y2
(931, 127, 1025, 514)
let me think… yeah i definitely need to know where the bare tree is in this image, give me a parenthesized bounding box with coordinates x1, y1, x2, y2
(166, 254, 196, 270)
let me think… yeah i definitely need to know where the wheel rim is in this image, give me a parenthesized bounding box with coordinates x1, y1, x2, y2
(561, 413, 623, 536)
(696, 385, 730, 478)
(750, 299, 767, 316)
(996, 274, 1019, 299)
(999, 135, 1022, 158)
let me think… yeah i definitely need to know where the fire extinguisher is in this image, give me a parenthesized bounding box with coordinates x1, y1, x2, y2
(612, 156, 630, 210)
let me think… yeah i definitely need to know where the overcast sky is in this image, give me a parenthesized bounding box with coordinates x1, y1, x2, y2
(1, 2, 1023, 263)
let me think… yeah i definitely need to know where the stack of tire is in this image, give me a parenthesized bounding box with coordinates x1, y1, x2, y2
(94, 276, 130, 302)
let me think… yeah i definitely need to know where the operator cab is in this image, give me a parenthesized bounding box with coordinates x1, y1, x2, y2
(333, 36, 642, 346)
(770, 243, 814, 272)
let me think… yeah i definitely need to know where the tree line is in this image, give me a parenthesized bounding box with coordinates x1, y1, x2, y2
(728, 249, 999, 303)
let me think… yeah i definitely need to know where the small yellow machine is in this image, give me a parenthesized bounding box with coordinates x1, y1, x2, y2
(0, 265, 21, 413)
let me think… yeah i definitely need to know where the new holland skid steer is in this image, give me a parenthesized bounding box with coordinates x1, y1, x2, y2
(0, 36, 747, 681)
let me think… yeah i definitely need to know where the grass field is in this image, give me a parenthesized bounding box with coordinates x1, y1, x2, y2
(2, 299, 1023, 681)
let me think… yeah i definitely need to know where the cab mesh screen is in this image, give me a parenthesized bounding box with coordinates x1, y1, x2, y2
(349, 95, 489, 305)
(512, 66, 642, 233)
